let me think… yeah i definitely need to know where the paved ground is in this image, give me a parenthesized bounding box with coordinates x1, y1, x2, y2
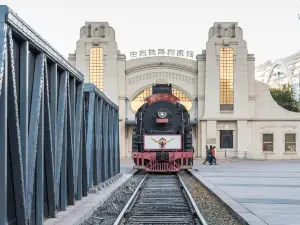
(192, 159, 300, 225)
(120, 159, 135, 174)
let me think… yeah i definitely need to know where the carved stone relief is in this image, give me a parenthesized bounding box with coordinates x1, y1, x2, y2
(127, 72, 196, 85)
(217, 24, 222, 38)
(231, 24, 236, 38)
(207, 138, 216, 145)
(260, 125, 297, 129)
(248, 95, 255, 100)
(215, 23, 236, 38)
(217, 123, 237, 130)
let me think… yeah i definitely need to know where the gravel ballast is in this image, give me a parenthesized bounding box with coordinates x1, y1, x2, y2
(179, 171, 243, 225)
(81, 170, 146, 225)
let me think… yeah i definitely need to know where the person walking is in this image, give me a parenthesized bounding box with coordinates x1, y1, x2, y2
(208, 145, 213, 165)
(211, 146, 217, 165)
(202, 145, 210, 164)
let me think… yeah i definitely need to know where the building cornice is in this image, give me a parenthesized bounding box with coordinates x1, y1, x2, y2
(118, 54, 126, 61)
(196, 54, 206, 61)
(126, 62, 197, 75)
(247, 54, 255, 61)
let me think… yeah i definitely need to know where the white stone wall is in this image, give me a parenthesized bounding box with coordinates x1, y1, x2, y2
(69, 21, 300, 160)
(203, 22, 250, 121)
(70, 22, 119, 104)
(248, 121, 300, 160)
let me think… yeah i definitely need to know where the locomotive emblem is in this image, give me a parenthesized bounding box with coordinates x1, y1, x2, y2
(151, 137, 174, 148)
(158, 109, 167, 118)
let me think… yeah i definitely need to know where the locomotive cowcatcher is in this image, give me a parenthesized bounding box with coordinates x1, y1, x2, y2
(132, 83, 193, 172)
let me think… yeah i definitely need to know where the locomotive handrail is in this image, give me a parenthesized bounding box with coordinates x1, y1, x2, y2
(113, 173, 148, 225)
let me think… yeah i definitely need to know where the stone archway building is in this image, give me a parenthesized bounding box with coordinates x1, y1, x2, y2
(69, 22, 300, 160)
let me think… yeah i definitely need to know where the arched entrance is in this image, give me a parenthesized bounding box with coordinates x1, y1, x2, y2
(130, 85, 193, 112)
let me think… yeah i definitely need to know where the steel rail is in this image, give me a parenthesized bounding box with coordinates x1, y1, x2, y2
(114, 172, 207, 225)
(177, 173, 208, 225)
(113, 173, 148, 225)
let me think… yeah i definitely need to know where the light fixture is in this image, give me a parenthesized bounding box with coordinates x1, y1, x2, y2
(158, 109, 167, 118)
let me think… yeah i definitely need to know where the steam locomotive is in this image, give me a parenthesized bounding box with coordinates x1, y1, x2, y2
(132, 83, 194, 172)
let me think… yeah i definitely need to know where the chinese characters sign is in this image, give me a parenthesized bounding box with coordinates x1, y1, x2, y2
(129, 49, 195, 60)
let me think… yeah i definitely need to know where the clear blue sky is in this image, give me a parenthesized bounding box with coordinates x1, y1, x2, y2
(2, 0, 300, 65)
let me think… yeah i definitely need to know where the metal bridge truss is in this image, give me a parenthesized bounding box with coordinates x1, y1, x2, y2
(0, 6, 120, 225)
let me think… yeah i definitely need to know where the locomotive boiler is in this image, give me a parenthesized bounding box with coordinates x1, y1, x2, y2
(132, 83, 194, 172)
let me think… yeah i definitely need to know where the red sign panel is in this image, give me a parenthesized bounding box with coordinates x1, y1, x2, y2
(156, 118, 168, 123)
(145, 93, 179, 105)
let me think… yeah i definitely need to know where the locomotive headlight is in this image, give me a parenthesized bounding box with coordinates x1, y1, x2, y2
(158, 109, 167, 118)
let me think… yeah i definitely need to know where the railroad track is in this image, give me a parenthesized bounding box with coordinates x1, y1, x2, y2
(114, 173, 207, 225)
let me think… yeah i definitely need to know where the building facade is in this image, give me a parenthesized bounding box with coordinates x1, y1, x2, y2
(69, 22, 300, 160)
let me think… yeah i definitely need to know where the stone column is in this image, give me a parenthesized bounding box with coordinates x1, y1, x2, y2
(237, 120, 248, 159)
(206, 120, 217, 151)
(200, 121, 207, 158)
(197, 52, 206, 158)
(117, 54, 126, 159)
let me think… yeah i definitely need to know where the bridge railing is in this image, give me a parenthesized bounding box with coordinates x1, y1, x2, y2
(83, 84, 120, 190)
(0, 5, 119, 225)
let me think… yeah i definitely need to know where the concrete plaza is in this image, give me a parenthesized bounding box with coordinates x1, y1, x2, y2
(192, 159, 300, 225)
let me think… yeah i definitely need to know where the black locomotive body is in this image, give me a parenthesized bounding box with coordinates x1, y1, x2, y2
(132, 83, 193, 172)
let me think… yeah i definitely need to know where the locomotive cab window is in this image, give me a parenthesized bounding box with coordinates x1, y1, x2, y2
(130, 86, 193, 112)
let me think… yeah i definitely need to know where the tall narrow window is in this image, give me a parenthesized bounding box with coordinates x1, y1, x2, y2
(220, 48, 234, 111)
(89, 48, 103, 91)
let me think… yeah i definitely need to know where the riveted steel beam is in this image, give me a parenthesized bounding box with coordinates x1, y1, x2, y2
(0, 22, 7, 225)
(116, 111, 120, 173)
(27, 51, 45, 221)
(50, 63, 57, 165)
(44, 59, 56, 217)
(93, 96, 98, 185)
(98, 98, 104, 182)
(111, 109, 115, 176)
(70, 77, 76, 193)
(82, 97, 88, 197)
(55, 71, 68, 206)
(86, 91, 95, 188)
(67, 77, 75, 205)
(36, 70, 44, 225)
(19, 40, 29, 200)
(7, 27, 26, 225)
(60, 108, 67, 210)
(103, 103, 109, 180)
(96, 98, 103, 183)
(74, 83, 83, 199)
